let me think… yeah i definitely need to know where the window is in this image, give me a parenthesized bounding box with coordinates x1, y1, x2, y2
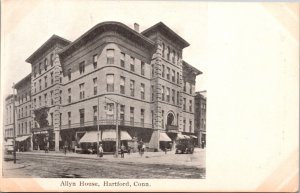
(33, 98, 36, 108)
(189, 100, 192, 112)
(106, 103, 114, 120)
(44, 93, 47, 106)
(93, 78, 97, 95)
(68, 88, 71, 103)
(44, 76, 47, 88)
(172, 50, 175, 63)
(183, 118, 186, 130)
(141, 62, 145, 76)
(183, 81, 186, 92)
(39, 63, 42, 74)
(130, 57, 135, 71)
(189, 120, 192, 132)
(167, 46, 170, 60)
(93, 106, 97, 124)
(34, 82, 36, 93)
(79, 83, 85, 99)
(39, 79, 42, 91)
(44, 58, 48, 71)
(29, 105, 31, 116)
(25, 106, 27, 116)
(60, 71, 62, 83)
(60, 113, 62, 126)
(161, 86, 165, 101)
(33, 66, 36, 77)
(177, 53, 180, 65)
(174, 51, 177, 65)
(166, 67, 170, 80)
(151, 85, 154, 101)
(68, 112, 71, 126)
(79, 109, 84, 126)
(39, 96, 41, 107)
(120, 76, 125, 94)
(51, 72, 54, 84)
(140, 83, 145, 100)
(190, 83, 192, 94)
(151, 64, 155, 77)
(166, 88, 170, 102)
(162, 43, 165, 58)
(106, 74, 114, 92)
(21, 108, 23, 118)
(141, 109, 145, 125)
(183, 98, 186, 111)
(68, 69, 71, 81)
(162, 65, 165, 78)
(79, 61, 85, 74)
(172, 70, 175, 82)
(93, 54, 98, 69)
(50, 113, 53, 126)
(172, 89, 175, 104)
(120, 52, 125, 67)
(120, 105, 125, 125)
(177, 72, 179, 84)
(130, 107, 134, 125)
(177, 113, 179, 126)
(130, 80, 135, 97)
(59, 90, 62, 104)
(107, 49, 114, 64)
(177, 91, 180, 105)
(162, 110, 164, 129)
(50, 53, 54, 66)
(50, 91, 53, 105)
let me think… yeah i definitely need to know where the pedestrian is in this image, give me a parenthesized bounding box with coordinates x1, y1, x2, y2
(98, 144, 103, 158)
(63, 144, 67, 155)
(141, 144, 146, 157)
(201, 141, 205, 149)
(120, 144, 125, 158)
(127, 145, 131, 155)
(44, 145, 48, 153)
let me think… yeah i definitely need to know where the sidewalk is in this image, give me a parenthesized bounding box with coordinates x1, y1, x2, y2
(17, 148, 205, 168)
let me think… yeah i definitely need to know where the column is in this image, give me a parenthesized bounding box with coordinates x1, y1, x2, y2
(55, 130, 60, 152)
(30, 133, 34, 151)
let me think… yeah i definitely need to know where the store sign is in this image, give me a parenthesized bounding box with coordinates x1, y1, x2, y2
(33, 130, 48, 134)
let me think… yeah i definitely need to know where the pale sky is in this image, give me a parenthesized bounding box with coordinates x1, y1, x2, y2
(1, 1, 299, 192)
(1, 0, 208, 98)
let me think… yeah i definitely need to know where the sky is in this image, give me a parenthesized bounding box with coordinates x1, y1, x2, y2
(1, 1, 299, 191)
(1, 0, 208, 98)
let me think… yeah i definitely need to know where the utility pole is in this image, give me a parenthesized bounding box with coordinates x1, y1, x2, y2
(12, 84, 16, 164)
(105, 97, 120, 158)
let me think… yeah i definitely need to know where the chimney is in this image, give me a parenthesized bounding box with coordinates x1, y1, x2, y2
(134, 23, 139, 33)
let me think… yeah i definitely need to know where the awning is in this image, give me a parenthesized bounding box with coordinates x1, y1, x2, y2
(178, 133, 190, 139)
(79, 131, 100, 143)
(190, 135, 198, 139)
(4, 139, 13, 146)
(159, 132, 172, 142)
(102, 129, 132, 141)
(15, 135, 30, 142)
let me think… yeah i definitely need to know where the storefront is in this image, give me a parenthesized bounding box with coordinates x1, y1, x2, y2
(32, 129, 55, 151)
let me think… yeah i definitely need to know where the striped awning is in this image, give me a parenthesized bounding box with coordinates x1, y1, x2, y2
(4, 139, 13, 146)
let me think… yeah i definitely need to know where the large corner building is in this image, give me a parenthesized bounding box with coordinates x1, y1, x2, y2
(5, 22, 203, 152)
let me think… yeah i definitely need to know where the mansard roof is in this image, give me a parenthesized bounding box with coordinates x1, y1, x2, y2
(13, 73, 31, 89)
(26, 35, 71, 63)
(141, 22, 190, 49)
(59, 21, 155, 58)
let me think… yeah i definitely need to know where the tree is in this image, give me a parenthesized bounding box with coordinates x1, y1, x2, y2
(33, 107, 50, 128)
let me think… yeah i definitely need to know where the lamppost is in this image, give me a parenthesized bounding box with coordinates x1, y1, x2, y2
(12, 83, 16, 164)
(97, 96, 100, 157)
(105, 97, 119, 158)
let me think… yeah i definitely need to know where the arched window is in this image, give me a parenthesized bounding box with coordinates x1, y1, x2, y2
(162, 43, 165, 58)
(44, 58, 48, 71)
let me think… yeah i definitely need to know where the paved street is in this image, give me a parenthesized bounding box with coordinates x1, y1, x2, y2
(3, 148, 205, 179)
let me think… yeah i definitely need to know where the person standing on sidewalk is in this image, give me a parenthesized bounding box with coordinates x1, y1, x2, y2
(120, 144, 125, 158)
(98, 144, 103, 158)
(63, 144, 67, 155)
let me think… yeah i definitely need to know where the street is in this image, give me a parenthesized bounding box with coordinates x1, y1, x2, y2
(3, 148, 205, 179)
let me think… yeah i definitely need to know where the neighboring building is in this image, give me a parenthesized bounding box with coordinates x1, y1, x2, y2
(4, 94, 15, 140)
(8, 21, 203, 152)
(195, 91, 206, 148)
(13, 73, 33, 151)
(25, 35, 71, 151)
